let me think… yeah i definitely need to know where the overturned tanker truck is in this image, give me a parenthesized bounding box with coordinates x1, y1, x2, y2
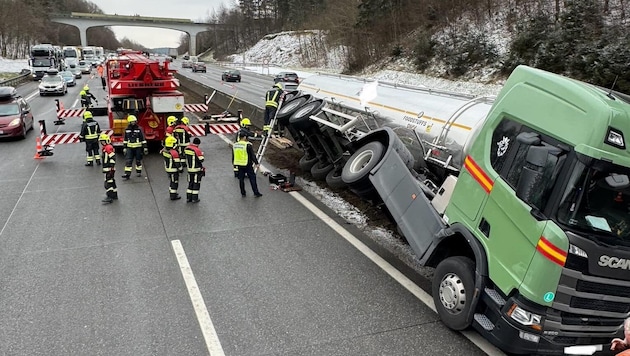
(277, 65, 630, 355)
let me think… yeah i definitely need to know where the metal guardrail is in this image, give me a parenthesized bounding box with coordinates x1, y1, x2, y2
(0, 73, 32, 87)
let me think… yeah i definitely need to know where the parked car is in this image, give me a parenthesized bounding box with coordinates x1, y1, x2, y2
(59, 70, 76, 87)
(192, 62, 206, 73)
(38, 70, 67, 96)
(0, 86, 34, 139)
(222, 70, 241, 82)
(274, 71, 299, 84)
(78, 60, 92, 74)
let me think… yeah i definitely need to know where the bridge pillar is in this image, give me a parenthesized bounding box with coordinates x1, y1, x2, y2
(189, 33, 197, 56)
(77, 24, 89, 47)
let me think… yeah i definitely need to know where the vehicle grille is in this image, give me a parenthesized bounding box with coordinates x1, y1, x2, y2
(577, 279, 630, 298)
(570, 297, 630, 313)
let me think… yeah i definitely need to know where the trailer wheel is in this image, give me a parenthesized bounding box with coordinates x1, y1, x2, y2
(276, 94, 312, 125)
(325, 168, 346, 189)
(433, 256, 475, 331)
(342, 141, 384, 186)
(311, 161, 334, 181)
(298, 154, 318, 172)
(289, 99, 325, 131)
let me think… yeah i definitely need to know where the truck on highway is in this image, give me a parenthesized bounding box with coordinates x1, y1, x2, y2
(277, 65, 630, 355)
(29, 44, 63, 80)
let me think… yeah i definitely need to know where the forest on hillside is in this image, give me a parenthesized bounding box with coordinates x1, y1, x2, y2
(1, 0, 630, 92)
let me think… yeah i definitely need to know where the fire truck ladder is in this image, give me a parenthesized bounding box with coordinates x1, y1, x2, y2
(255, 97, 285, 170)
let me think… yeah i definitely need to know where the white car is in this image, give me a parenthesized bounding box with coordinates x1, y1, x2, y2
(39, 70, 67, 96)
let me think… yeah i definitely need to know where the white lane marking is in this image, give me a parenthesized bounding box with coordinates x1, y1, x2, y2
(26, 91, 39, 101)
(171, 240, 225, 356)
(288, 192, 506, 356)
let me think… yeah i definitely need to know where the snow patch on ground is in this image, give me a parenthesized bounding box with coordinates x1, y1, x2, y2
(0, 57, 29, 74)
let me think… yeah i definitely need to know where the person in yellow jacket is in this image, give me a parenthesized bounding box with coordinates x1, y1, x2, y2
(233, 131, 262, 197)
(184, 137, 205, 203)
(79, 110, 101, 166)
(263, 83, 283, 134)
(121, 115, 147, 179)
(99, 133, 118, 203)
(161, 136, 182, 200)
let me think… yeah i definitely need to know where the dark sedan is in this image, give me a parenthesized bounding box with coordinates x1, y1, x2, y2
(221, 70, 241, 82)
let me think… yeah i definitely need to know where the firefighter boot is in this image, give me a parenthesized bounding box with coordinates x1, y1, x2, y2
(85, 162, 93, 166)
(102, 196, 113, 204)
(186, 193, 192, 202)
(170, 193, 181, 200)
(96, 159, 101, 166)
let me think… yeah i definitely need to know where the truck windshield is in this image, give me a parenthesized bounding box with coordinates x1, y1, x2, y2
(32, 59, 52, 67)
(557, 159, 630, 244)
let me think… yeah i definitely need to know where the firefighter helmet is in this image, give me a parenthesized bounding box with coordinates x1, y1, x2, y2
(83, 111, 93, 120)
(79, 90, 87, 97)
(181, 117, 189, 125)
(83, 85, 90, 92)
(164, 136, 178, 148)
(167, 116, 178, 126)
(127, 115, 138, 124)
(98, 133, 111, 144)
(240, 118, 251, 126)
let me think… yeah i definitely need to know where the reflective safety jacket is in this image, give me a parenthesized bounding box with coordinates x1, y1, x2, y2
(233, 140, 259, 167)
(80, 119, 101, 141)
(123, 124, 147, 148)
(101, 144, 116, 172)
(173, 124, 192, 149)
(161, 148, 181, 173)
(265, 88, 283, 108)
(184, 144, 204, 172)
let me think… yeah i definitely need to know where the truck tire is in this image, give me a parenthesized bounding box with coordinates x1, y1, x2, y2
(432, 256, 475, 331)
(289, 99, 324, 131)
(342, 141, 384, 186)
(311, 161, 334, 181)
(276, 94, 312, 126)
(298, 154, 318, 172)
(325, 168, 346, 189)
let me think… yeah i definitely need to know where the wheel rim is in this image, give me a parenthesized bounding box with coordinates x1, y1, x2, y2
(348, 150, 374, 174)
(293, 103, 317, 118)
(438, 273, 466, 315)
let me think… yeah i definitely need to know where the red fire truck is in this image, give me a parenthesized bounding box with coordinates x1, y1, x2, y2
(105, 50, 183, 147)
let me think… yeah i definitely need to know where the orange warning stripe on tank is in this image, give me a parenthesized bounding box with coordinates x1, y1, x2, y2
(464, 156, 493, 193)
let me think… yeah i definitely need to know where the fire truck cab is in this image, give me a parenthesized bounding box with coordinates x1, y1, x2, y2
(105, 50, 184, 147)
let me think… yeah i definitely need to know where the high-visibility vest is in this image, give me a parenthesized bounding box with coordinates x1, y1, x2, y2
(265, 89, 281, 108)
(162, 148, 180, 173)
(84, 121, 100, 140)
(233, 141, 249, 166)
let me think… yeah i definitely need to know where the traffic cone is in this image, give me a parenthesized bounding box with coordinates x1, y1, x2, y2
(34, 137, 43, 159)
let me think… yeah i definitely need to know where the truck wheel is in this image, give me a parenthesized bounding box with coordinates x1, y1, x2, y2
(342, 141, 384, 186)
(311, 161, 334, 181)
(432, 256, 475, 331)
(277, 95, 312, 126)
(325, 168, 346, 189)
(298, 154, 318, 172)
(289, 99, 324, 131)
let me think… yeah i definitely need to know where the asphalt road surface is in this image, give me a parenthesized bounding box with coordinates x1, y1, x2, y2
(0, 67, 499, 355)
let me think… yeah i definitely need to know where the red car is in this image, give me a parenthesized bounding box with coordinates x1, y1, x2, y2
(0, 87, 34, 139)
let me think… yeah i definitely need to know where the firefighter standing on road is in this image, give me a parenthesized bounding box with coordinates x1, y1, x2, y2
(232, 118, 261, 177)
(233, 131, 263, 198)
(161, 136, 182, 200)
(80, 89, 97, 108)
(79, 110, 101, 166)
(99, 133, 118, 204)
(184, 137, 204, 203)
(122, 115, 148, 179)
(173, 116, 192, 173)
(263, 83, 283, 134)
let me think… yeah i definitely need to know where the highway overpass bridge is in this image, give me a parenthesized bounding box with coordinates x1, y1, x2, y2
(50, 12, 226, 55)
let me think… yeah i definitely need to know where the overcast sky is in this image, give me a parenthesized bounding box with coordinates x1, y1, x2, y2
(87, 0, 230, 48)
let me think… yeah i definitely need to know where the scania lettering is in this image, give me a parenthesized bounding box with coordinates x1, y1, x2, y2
(277, 65, 630, 354)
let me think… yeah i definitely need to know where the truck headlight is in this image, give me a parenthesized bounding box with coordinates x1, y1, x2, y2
(507, 303, 543, 331)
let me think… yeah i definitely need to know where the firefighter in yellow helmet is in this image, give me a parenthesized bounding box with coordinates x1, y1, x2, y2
(99, 133, 117, 203)
(264, 83, 284, 134)
(165, 115, 178, 137)
(121, 114, 147, 179)
(173, 116, 192, 173)
(184, 137, 204, 203)
(80, 89, 97, 108)
(232, 117, 261, 177)
(233, 131, 262, 197)
(160, 135, 182, 200)
(79, 110, 101, 166)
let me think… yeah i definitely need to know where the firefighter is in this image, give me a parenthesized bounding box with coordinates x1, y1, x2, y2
(233, 131, 263, 198)
(122, 115, 148, 179)
(79, 110, 101, 166)
(263, 83, 283, 134)
(173, 116, 192, 172)
(99, 133, 118, 203)
(165, 115, 178, 137)
(160, 136, 182, 200)
(184, 137, 204, 203)
(80, 89, 97, 108)
(232, 118, 261, 177)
